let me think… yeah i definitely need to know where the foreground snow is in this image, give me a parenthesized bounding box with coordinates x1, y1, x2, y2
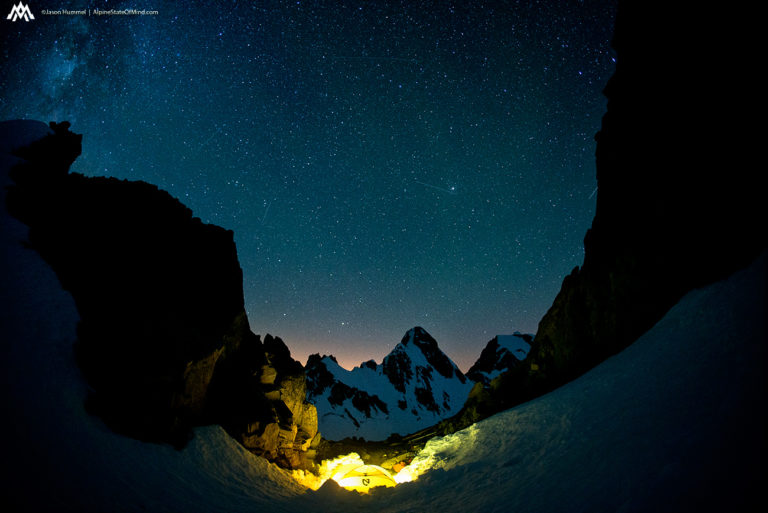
(306, 251, 767, 512)
(2, 121, 765, 512)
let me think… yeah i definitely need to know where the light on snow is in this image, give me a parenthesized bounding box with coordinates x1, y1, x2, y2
(289, 447, 449, 493)
(289, 425, 480, 493)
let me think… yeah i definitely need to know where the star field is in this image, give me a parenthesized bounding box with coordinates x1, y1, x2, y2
(1, 0, 617, 370)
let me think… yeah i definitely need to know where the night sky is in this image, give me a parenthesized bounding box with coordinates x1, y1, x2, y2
(1, 0, 616, 371)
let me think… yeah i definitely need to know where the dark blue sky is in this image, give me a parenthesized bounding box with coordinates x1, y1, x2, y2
(1, 0, 616, 370)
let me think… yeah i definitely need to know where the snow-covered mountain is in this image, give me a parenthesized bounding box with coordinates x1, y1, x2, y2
(305, 327, 474, 441)
(466, 332, 533, 385)
(3, 121, 765, 512)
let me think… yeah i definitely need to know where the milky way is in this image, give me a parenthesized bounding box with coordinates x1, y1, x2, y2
(1, 0, 617, 370)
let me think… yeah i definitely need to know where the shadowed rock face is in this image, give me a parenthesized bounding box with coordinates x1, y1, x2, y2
(7, 122, 245, 446)
(5, 122, 318, 468)
(215, 334, 319, 469)
(433, 2, 767, 434)
(505, 2, 766, 403)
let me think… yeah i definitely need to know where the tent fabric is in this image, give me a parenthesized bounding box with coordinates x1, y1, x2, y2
(331, 464, 397, 493)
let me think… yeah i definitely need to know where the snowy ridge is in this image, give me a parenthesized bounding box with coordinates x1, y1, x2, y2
(496, 333, 531, 358)
(306, 327, 474, 441)
(466, 332, 533, 385)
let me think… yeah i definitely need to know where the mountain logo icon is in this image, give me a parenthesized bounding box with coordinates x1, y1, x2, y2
(6, 2, 35, 21)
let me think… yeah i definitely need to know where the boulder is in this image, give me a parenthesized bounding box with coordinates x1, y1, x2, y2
(260, 365, 277, 385)
(242, 422, 280, 459)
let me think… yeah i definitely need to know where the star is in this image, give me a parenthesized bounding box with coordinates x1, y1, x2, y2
(0, 0, 617, 371)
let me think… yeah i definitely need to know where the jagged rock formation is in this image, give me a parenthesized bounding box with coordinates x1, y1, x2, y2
(5, 122, 317, 468)
(209, 333, 319, 468)
(305, 327, 473, 441)
(431, 2, 767, 434)
(466, 333, 533, 385)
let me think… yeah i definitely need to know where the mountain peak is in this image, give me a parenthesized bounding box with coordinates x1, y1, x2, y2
(401, 326, 431, 344)
(305, 328, 473, 440)
(393, 327, 464, 382)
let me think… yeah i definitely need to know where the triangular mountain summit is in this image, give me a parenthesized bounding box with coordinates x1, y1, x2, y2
(305, 327, 473, 441)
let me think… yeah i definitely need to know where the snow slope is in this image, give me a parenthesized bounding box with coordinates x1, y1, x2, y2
(2, 121, 765, 512)
(306, 327, 474, 441)
(300, 251, 766, 512)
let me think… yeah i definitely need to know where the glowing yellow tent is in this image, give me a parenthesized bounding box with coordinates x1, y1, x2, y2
(331, 464, 397, 493)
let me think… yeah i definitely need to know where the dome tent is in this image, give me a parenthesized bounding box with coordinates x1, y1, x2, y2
(331, 464, 397, 493)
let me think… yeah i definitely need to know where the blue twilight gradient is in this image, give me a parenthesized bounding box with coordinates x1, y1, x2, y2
(1, 0, 616, 370)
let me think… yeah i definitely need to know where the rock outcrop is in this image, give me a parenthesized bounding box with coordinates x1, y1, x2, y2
(496, 2, 766, 406)
(212, 334, 320, 469)
(5, 122, 318, 468)
(433, 1, 767, 434)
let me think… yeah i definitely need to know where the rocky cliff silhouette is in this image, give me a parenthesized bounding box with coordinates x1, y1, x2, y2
(430, 1, 767, 434)
(5, 122, 317, 468)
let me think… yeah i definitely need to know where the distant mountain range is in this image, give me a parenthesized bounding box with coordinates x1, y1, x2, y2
(305, 327, 534, 441)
